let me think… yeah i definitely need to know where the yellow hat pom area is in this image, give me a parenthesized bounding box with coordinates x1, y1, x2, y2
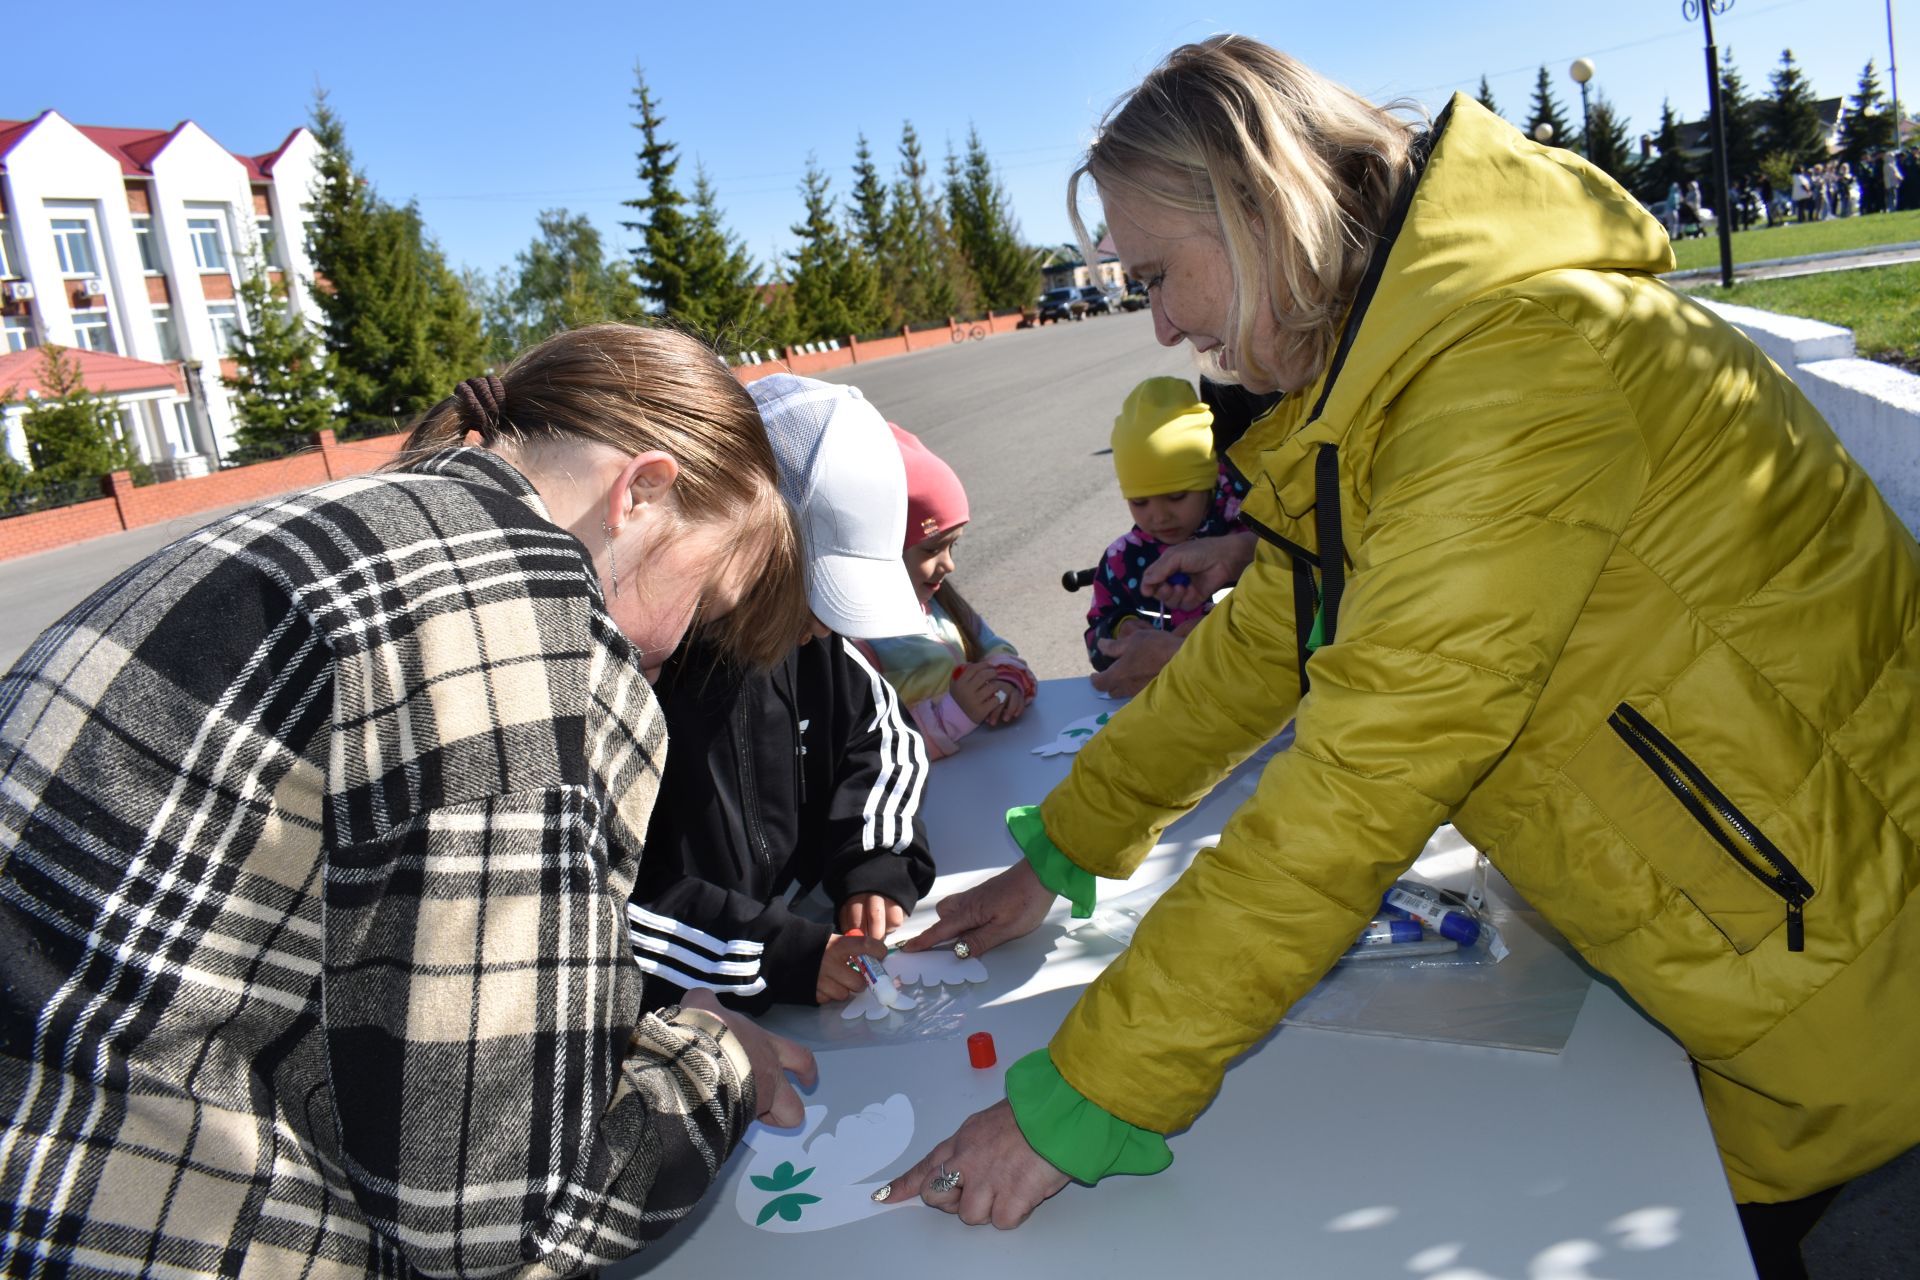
(1110, 377, 1219, 500)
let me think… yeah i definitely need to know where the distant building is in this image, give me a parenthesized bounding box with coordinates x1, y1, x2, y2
(0, 112, 320, 478)
(1038, 241, 1125, 293)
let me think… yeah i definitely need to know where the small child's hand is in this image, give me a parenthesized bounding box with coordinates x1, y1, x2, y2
(817, 932, 889, 1005)
(949, 663, 1003, 724)
(985, 682, 1028, 726)
(838, 894, 905, 940)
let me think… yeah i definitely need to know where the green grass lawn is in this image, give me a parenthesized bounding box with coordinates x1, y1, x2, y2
(1675, 262, 1920, 368)
(1665, 209, 1920, 272)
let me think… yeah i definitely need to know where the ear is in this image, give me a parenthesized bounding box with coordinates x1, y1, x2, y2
(604, 450, 681, 531)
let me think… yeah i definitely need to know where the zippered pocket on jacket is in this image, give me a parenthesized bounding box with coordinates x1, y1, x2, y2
(1607, 703, 1814, 952)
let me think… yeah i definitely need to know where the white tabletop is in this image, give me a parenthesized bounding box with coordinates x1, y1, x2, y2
(619, 679, 1755, 1279)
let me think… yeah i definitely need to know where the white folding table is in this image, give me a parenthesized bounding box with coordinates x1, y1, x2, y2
(618, 678, 1755, 1279)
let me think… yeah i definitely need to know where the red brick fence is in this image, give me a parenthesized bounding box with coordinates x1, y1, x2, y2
(0, 307, 1037, 562)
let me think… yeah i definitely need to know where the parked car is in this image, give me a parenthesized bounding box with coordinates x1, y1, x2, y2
(1119, 281, 1150, 311)
(1037, 287, 1082, 323)
(1076, 285, 1117, 317)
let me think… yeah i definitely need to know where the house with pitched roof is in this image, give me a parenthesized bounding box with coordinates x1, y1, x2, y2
(0, 111, 319, 477)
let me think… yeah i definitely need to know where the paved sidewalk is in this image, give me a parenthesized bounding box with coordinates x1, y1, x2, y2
(1664, 239, 1920, 284)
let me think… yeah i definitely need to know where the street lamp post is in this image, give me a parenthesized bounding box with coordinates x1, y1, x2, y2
(1570, 58, 1596, 161)
(1685, 0, 1738, 288)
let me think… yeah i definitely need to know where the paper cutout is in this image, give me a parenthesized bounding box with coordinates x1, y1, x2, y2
(886, 948, 988, 988)
(838, 978, 920, 1020)
(738, 1095, 915, 1231)
(1032, 710, 1114, 757)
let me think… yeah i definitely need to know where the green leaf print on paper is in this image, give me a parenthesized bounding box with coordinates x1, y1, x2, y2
(750, 1161, 814, 1192)
(756, 1192, 823, 1225)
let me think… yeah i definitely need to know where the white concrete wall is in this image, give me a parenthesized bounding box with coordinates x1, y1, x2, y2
(1698, 298, 1920, 535)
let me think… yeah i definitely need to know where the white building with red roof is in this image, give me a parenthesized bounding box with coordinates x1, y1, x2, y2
(0, 111, 320, 477)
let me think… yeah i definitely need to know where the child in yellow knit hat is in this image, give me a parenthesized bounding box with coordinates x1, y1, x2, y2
(1084, 376, 1248, 671)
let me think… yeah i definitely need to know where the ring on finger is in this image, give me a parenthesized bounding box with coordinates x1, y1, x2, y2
(930, 1166, 963, 1194)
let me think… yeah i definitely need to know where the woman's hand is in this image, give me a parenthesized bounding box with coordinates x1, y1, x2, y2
(1142, 531, 1257, 610)
(681, 988, 817, 1127)
(816, 932, 890, 1005)
(949, 664, 1004, 725)
(879, 1100, 1071, 1229)
(1090, 629, 1183, 698)
(899, 858, 1055, 958)
(838, 894, 905, 941)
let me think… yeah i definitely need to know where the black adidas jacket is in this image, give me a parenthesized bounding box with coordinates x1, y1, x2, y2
(629, 633, 935, 1013)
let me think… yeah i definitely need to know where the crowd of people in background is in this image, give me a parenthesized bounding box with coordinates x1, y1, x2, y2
(1715, 145, 1919, 234)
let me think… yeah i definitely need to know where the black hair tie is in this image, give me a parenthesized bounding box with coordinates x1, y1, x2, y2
(453, 375, 508, 441)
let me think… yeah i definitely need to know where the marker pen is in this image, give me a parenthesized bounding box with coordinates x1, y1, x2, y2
(843, 928, 891, 988)
(1381, 885, 1479, 946)
(1354, 918, 1425, 946)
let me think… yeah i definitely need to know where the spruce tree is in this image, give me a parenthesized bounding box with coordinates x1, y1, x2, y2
(786, 159, 883, 343)
(1526, 66, 1574, 147)
(1839, 60, 1893, 166)
(1583, 93, 1638, 187)
(1718, 51, 1763, 182)
(681, 166, 769, 347)
(947, 126, 1038, 311)
(1475, 75, 1502, 119)
(1644, 99, 1693, 200)
(224, 262, 334, 462)
(886, 123, 961, 324)
(1760, 49, 1829, 168)
(19, 345, 137, 486)
(305, 91, 483, 429)
(621, 67, 695, 318)
(849, 133, 891, 262)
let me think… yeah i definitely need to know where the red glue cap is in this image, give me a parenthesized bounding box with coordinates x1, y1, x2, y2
(967, 1032, 997, 1069)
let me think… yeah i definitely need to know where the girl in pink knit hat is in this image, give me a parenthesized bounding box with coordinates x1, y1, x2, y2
(863, 425, 1036, 758)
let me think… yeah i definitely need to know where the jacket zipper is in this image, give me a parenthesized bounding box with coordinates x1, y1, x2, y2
(1607, 703, 1814, 951)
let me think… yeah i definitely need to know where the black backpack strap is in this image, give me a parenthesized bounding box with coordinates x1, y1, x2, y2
(1313, 444, 1345, 647)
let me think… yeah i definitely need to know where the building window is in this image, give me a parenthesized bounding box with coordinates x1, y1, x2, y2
(169, 402, 200, 456)
(52, 219, 100, 276)
(256, 217, 279, 266)
(206, 301, 242, 354)
(0, 216, 17, 278)
(72, 312, 116, 354)
(3, 315, 36, 352)
(134, 216, 160, 272)
(188, 218, 228, 272)
(151, 306, 180, 360)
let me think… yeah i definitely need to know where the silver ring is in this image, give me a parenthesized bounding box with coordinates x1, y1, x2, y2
(952, 940, 971, 959)
(993, 688, 1008, 706)
(930, 1167, 963, 1194)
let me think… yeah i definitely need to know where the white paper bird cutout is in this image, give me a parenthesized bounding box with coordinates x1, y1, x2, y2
(1032, 710, 1114, 757)
(886, 948, 988, 988)
(737, 1095, 916, 1231)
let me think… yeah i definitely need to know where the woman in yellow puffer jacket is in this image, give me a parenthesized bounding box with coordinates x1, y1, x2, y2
(884, 35, 1920, 1276)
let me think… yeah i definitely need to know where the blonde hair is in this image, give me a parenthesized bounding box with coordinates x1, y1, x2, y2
(1070, 35, 1423, 388)
(398, 323, 807, 670)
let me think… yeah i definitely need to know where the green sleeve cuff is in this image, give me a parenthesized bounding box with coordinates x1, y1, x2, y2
(1005, 1048, 1173, 1184)
(1006, 805, 1096, 918)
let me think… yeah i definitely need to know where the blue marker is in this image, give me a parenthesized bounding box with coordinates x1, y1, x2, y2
(1355, 918, 1425, 946)
(1382, 885, 1479, 946)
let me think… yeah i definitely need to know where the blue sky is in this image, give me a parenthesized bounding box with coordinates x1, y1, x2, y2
(10, 1, 1907, 280)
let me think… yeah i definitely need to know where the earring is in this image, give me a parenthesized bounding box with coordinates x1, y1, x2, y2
(601, 521, 620, 601)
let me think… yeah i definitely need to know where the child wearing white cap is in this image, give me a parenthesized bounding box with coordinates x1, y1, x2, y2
(628, 374, 937, 1012)
(1085, 376, 1248, 671)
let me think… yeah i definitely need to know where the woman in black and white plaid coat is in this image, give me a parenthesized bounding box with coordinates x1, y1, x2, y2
(0, 325, 817, 1277)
